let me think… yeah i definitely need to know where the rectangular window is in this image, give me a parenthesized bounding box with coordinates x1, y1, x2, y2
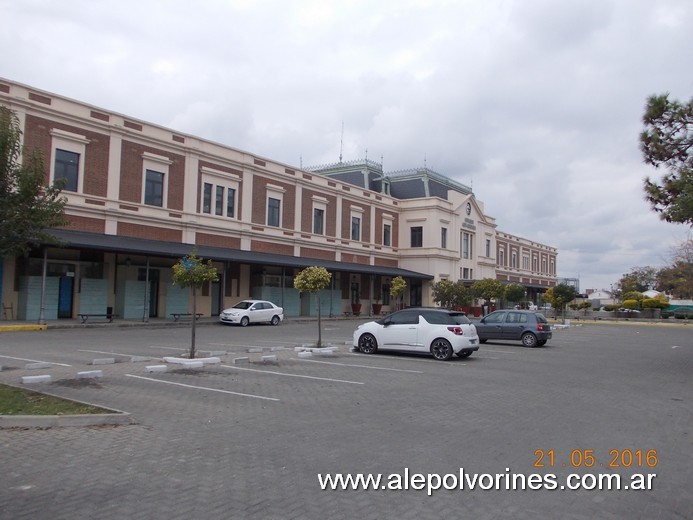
(215, 186, 224, 216)
(485, 239, 491, 258)
(463, 268, 470, 279)
(351, 216, 361, 241)
(202, 183, 212, 214)
(227, 187, 236, 218)
(411, 226, 423, 248)
(383, 223, 391, 247)
(313, 208, 324, 235)
(144, 170, 164, 207)
(441, 228, 447, 249)
(463, 233, 471, 259)
(268, 197, 281, 227)
(512, 252, 517, 268)
(499, 249, 505, 266)
(54, 149, 79, 192)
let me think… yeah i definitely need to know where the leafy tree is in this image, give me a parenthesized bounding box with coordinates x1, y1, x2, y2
(431, 279, 456, 308)
(622, 291, 645, 302)
(619, 266, 657, 293)
(471, 278, 505, 313)
(172, 251, 219, 359)
(390, 276, 407, 310)
(656, 238, 693, 298)
(504, 283, 526, 305)
(294, 266, 331, 347)
(543, 284, 576, 322)
(639, 93, 693, 225)
(430, 279, 472, 309)
(0, 106, 67, 257)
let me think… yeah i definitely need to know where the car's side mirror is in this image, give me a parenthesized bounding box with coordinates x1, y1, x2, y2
(382, 318, 391, 327)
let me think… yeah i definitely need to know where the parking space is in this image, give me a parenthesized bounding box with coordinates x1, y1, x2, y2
(0, 320, 691, 519)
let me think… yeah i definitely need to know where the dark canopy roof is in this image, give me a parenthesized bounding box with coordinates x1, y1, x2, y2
(47, 229, 433, 280)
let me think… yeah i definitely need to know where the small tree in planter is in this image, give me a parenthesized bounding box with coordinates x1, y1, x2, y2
(390, 276, 407, 310)
(471, 278, 505, 315)
(543, 284, 576, 323)
(504, 283, 526, 308)
(431, 279, 456, 308)
(172, 251, 219, 359)
(294, 266, 332, 347)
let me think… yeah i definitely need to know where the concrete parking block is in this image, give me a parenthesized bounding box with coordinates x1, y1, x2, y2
(25, 362, 53, 370)
(179, 361, 204, 369)
(196, 357, 221, 365)
(144, 365, 167, 373)
(131, 356, 154, 363)
(77, 370, 103, 379)
(297, 351, 313, 358)
(92, 358, 116, 365)
(233, 357, 250, 364)
(21, 374, 52, 384)
(261, 355, 277, 364)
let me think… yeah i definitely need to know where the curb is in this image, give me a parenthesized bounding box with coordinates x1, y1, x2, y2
(0, 324, 48, 332)
(0, 412, 134, 429)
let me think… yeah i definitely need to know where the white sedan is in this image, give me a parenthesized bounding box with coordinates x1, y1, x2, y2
(219, 300, 284, 327)
(353, 308, 479, 361)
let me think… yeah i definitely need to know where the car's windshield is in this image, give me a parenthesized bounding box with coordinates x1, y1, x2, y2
(233, 301, 253, 310)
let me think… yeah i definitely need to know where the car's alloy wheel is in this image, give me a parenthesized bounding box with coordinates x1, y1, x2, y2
(521, 332, 537, 347)
(240, 316, 249, 327)
(271, 315, 280, 326)
(431, 338, 453, 360)
(358, 333, 378, 354)
(456, 350, 472, 358)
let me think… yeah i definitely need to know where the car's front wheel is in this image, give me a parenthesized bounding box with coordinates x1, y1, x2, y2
(240, 316, 249, 327)
(271, 315, 280, 326)
(456, 350, 473, 358)
(430, 338, 453, 360)
(358, 333, 378, 354)
(521, 332, 537, 347)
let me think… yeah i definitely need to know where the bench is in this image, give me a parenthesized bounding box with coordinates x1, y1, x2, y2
(171, 313, 203, 322)
(79, 314, 118, 323)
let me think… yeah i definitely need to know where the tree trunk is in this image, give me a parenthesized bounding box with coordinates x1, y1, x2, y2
(317, 294, 322, 347)
(190, 285, 197, 359)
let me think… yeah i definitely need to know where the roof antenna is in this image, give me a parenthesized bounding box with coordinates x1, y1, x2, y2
(300, 154, 303, 169)
(339, 122, 344, 163)
(424, 154, 427, 170)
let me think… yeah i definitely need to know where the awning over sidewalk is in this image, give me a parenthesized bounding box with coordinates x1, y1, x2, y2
(46, 229, 433, 280)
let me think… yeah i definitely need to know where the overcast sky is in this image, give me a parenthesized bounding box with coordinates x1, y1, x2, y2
(2, 0, 691, 291)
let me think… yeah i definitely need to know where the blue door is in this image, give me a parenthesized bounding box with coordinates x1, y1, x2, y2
(58, 276, 74, 319)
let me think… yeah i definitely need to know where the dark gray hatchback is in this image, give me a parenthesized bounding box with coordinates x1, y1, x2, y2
(473, 310, 552, 347)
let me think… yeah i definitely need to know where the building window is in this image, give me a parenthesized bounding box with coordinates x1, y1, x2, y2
(351, 216, 361, 241)
(441, 228, 447, 249)
(462, 268, 473, 280)
(202, 183, 212, 213)
(411, 226, 423, 248)
(215, 186, 224, 216)
(144, 170, 164, 207)
(523, 256, 529, 270)
(383, 223, 391, 247)
(462, 232, 472, 259)
(314, 208, 324, 235)
(485, 239, 490, 258)
(268, 197, 281, 227)
(511, 252, 517, 268)
(542, 259, 547, 274)
(227, 188, 236, 218)
(533, 255, 538, 272)
(54, 149, 79, 192)
(499, 249, 505, 267)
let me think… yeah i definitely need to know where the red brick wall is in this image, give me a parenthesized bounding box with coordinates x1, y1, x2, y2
(63, 215, 106, 233)
(117, 222, 182, 242)
(251, 176, 295, 228)
(23, 115, 110, 197)
(120, 141, 185, 210)
(300, 188, 337, 235)
(197, 161, 244, 215)
(341, 200, 371, 242)
(341, 253, 369, 265)
(196, 233, 241, 249)
(300, 247, 336, 261)
(373, 257, 398, 267)
(251, 240, 293, 256)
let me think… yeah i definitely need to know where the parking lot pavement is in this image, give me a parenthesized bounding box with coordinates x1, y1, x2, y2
(0, 321, 691, 519)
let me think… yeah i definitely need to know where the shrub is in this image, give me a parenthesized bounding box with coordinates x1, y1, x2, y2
(622, 299, 639, 310)
(641, 298, 667, 309)
(603, 304, 620, 311)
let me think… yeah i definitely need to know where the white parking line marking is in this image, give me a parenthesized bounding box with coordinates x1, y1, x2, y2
(79, 349, 131, 357)
(0, 354, 71, 367)
(147, 345, 186, 351)
(298, 359, 424, 373)
(345, 352, 465, 365)
(125, 374, 279, 401)
(220, 364, 364, 385)
(480, 348, 519, 354)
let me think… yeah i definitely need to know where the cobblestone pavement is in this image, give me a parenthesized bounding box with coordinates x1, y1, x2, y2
(0, 320, 691, 519)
